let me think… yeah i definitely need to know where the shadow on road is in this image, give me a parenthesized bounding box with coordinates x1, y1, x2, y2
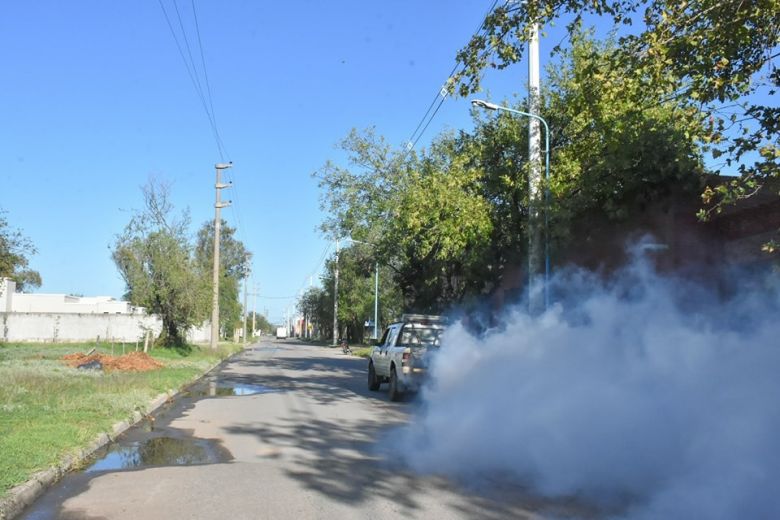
(228, 350, 397, 406)
(223, 414, 554, 519)
(220, 344, 596, 519)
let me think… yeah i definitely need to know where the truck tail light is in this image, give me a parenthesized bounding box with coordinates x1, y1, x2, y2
(402, 350, 411, 366)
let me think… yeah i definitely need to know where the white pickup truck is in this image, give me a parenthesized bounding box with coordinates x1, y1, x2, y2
(367, 314, 447, 401)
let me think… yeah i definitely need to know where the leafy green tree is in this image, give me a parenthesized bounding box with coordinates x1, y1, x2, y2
(298, 286, 330, 339)
(194, 220, 251, 338)
(316, 130, 492, 311)
(452, 32, 708, 282)
(0, 209, 41, 291)
(298, 246, 403, 342)
(530, 33, 706, 240)
(320, 251, 376, 342)
(245, 311, 273, 335)
(112, 180, 207, 346)
(451, 0, 779, 245)
(317, 33, 709, 310)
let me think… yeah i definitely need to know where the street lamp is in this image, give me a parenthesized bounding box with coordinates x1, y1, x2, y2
(344, 238, 380, 339)
(333, 239, 340, 346)
(471, 99, 551, 309)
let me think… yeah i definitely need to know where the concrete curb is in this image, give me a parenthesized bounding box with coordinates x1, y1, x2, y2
(0, 352, 234, 520)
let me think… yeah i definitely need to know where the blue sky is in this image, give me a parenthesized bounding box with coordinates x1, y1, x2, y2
(2, 1, 541, 323)
(4, 2, 756, 324)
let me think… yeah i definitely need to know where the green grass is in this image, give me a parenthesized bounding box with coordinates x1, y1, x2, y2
(352, 346, 372, 359)
(0, 341, 242, 495)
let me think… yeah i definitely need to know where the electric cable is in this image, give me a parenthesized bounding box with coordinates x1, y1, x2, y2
(157, 0, 226, 161)
(404, 0, 500, 152)
(158, 0, 255, 299)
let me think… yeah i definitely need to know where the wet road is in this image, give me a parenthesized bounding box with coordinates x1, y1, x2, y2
(21, 340, 577, 520)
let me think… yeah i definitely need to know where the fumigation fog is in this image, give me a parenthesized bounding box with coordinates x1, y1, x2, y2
(397, 249, 780, 519)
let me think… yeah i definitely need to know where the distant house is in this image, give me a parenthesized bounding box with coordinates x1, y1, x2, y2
(0, 278, 146, 315)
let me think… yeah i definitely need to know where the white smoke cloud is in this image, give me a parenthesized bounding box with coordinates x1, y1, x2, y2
(398, 251, 780, 519)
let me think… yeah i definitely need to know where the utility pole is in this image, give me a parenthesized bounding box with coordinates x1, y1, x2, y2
(332, 239, 339, 346)
(210, 162, 232, 350)
(252, 283, 258, 337)
(242, 269, 249, 345)
(527, 22, 544, 314)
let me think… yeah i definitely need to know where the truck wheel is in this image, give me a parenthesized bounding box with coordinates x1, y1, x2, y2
(389, 366, 403, 402)
(368, 361, 380, 391)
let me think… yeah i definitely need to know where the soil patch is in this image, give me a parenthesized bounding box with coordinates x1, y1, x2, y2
(63, 351, 164, 372)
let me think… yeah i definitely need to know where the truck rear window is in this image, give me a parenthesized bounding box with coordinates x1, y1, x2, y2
(399, 325, 443, 348)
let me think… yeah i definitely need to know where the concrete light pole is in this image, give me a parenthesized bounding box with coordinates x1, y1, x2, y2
(210, 162, 232, 350)
(252, 283, 258, 337)
(242, 269, 249, 344)
(527, 21, 545, 313)
(471, 100, 550, 311)
(344, 237, 380, 339)
(332, 239, 339, 346)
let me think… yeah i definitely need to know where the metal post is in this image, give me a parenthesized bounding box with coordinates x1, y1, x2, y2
(374, 261, 379, 339)
(332, 239, 339, 346)
(470, 100, 551, 312)
(210, 162, 232, 349)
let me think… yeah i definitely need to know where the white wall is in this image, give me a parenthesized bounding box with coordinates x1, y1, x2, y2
(0, 313, 212, 344)
(0, 278, 15, 312)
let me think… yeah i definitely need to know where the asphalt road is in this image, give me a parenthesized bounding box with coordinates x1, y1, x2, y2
(21, 339, 585, 520)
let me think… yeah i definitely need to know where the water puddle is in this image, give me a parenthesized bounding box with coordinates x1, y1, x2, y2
(84, 436, 231, 472)
(184, 382, 281, 398)
(226, 383, 279, 395)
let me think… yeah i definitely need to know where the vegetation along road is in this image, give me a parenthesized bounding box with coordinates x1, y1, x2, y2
(20, 339, 591, 520)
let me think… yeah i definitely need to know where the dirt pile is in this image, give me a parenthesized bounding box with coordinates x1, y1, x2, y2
(63, 351, 164, 372)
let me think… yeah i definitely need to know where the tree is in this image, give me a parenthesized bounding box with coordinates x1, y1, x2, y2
(298, 286, 330, 339)
(520, 32, 705, 231)
(316, 129, 492, 311)
(194, 220, 251, 338)
(0, 209, 41, 291)
(298, 246, 403, 342)
(451, 32, 708, 288)
(452, 0, 779, 246)
(316, 33, 709, 311)
(245, 311, 273, 335)
(112, 180, 208, 346)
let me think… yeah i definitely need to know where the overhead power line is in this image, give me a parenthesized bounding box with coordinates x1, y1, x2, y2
(184, 1, 250, 255)
(190, 0, 219, 134)
(405, 0, 501, 152)
(157, 0, 251, 271)
(294, 241, 334, 297)
(156, 0, 227, 161)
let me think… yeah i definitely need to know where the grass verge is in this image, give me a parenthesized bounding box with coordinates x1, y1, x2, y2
(352, 347, 372, 359)
(0, 341, 242, 496)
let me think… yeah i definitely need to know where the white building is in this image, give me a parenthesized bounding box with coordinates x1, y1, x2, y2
(0, 278, 145, 314)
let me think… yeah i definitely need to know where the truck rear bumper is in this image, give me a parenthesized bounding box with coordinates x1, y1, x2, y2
(399, 366, 426, 390)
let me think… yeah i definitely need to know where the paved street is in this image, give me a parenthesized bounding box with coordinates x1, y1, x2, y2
(22, 340, 581, 520)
